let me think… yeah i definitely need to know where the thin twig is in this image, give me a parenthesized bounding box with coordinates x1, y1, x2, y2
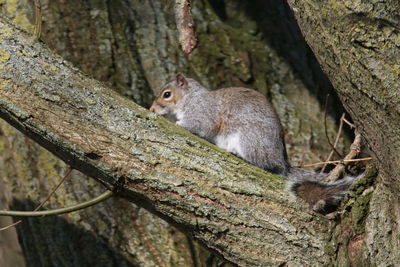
(342, 117, 355, 129)
(323, 94, 343, 159)
(0, 167, 73, 231)
(37, 167, 73, 209)
(33, 0, 42, 41)
(321, 113, 345, 172)
(0, 218, 21, 231)
(325, 132, 363, 182)
(0, 190, 113, 217)
(299, 157, 372, 168)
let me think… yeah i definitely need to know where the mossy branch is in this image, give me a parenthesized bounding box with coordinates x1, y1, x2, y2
(0, 16, 330, 266)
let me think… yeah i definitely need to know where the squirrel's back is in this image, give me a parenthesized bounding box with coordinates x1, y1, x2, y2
(211, 87, 289, 175)
(150, 73, 358, 213)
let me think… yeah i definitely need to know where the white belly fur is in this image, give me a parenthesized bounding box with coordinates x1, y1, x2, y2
(214, 133, 243, 158)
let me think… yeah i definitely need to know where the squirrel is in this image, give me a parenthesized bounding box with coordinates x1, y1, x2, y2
(150, 73, 356, 214)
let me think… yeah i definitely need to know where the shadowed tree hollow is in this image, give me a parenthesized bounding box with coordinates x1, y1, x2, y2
(0, 0, 399, 266)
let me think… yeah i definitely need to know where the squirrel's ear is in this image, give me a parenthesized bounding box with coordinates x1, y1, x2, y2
(176, 73, 188, 89)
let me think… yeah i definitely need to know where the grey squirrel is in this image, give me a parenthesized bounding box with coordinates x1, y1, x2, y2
(150, 73, 355, 213)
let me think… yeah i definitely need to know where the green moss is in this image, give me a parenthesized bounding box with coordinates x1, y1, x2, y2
(152, 114, 285, 196)
(5, 0, 35, 33)
(154, 115, 214, 148)
(346, 165, 377, 228)
(0, 49, 10, 65)
(326, 164, 378, 265)
(5, 0, 17, 15)
(351, 193, 372, 227)
(348, 165, 377, 197)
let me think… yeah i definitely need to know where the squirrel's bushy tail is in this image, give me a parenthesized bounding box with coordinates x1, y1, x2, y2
(287, 167, 356, 214)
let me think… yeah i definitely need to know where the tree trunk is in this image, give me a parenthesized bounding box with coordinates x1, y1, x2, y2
(286, 0, 400, 265)
(1, 0, 394, 266)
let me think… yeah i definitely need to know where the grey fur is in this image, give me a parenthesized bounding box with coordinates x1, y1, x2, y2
(150, 74, 356, 212)
(178, 81, 289, 175)
(287, 169, 355, 213)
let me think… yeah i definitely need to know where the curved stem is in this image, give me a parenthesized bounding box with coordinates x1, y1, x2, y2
(0, 190, 114, 217)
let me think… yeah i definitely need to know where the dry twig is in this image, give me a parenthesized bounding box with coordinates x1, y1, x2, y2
(325, 132, 363, 182)
(174, 0, 197, 55)
(321, 113, 345, 172)
(0, 167, 72, 231)
(300, 157, 372, 168)
(33, 0, 42, 41)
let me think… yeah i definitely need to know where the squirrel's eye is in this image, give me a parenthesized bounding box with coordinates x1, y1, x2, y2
(163, 91, 172, 99)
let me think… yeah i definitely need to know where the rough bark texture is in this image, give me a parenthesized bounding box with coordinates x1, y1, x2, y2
(0, 0, 370, 266)
(287, 0, 400, 265)
(0, 16, 335, 266)
(0, 194, 24, 266)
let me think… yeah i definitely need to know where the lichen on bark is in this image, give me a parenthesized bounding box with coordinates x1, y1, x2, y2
(1, 0, 389, 266)
(0, 14, 334, 266)
(287, 0, 400, 265)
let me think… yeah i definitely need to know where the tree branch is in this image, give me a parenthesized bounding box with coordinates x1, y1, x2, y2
(174, 0, 197, 55)
(0, 16, 330, 266)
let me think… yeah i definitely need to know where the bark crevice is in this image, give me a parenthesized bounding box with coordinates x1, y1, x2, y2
(0, 16, 331, 266)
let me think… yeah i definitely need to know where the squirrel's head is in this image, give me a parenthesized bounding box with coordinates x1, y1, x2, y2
(150, 73, 189, 118)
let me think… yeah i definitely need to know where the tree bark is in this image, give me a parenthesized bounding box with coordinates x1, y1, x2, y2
(287, 0, 400, 265)
(0, 15, 334, 266)
(2, 0, 392, 266)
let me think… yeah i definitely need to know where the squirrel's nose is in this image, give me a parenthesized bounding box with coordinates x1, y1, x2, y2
(149, 105, 156, 113)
